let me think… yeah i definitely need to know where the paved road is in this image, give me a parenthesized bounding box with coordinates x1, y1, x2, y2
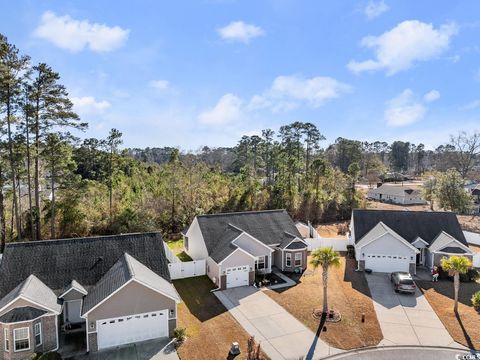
(324, 347, 474, 360)
(365, 272, 463, 348)
(215, 286, 343, 360)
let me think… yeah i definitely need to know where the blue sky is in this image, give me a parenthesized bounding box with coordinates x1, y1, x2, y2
(2, 0, 480, 150)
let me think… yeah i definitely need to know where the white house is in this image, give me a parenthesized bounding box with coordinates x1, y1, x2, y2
(367, 184, 426, 205)
(351, 209, 474, 274)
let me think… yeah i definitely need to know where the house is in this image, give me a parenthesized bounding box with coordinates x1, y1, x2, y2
(0, 233, 181, 359)
(183, 210, 308, 289)
(367, 184, 426, 205)
(351, 209, 474, 274)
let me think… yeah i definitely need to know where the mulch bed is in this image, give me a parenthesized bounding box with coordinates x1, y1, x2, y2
(265, 256, 382, 349)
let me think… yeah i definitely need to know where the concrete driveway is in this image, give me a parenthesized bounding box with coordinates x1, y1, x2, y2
(215, 286, 343, 360)
(365, 273, 461, 347)
(324, 346, 473, 360)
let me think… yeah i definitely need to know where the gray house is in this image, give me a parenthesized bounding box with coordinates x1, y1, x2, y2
(367, 184, 426, 205)
(0, 233, 180, 359)
(183, 210, 308, 289)
(351, 209, 474, 274)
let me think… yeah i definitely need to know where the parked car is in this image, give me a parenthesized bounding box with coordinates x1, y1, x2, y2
(390, 272, 416, 294)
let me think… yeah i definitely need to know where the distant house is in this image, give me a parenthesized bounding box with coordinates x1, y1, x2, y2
(351, 209, 474, 274)
(0, 233, 180, 358)
(183, 210, 308, 289)
(367, 184, 426, 205)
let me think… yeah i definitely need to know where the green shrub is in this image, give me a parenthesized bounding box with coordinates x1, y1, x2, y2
(472, 291, 480, 309)
(174, 327, 187, 342)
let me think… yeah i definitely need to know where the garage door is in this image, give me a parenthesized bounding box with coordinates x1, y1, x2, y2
(226, 266, 249, 288)
(364, 254, 410, 273)
(96, 310, 168, 350)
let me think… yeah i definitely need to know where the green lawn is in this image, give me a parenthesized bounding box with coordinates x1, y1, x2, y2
(166, 238, 193, 262)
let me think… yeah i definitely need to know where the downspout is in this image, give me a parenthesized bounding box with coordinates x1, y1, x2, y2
(53, 315, 59, 351)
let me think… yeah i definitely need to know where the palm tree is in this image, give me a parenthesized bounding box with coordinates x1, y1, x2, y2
(440, 256, 472, 312)
(310, 247, 341, 315)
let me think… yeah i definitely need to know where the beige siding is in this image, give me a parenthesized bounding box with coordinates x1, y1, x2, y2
(184, 217, 209, 260)
(206, 257, 220, 287)
(219, 249, 255, 276)
(233, 233, 272, 257)
(87, 281, 176, 332)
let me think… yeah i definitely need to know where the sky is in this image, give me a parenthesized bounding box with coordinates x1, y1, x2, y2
(2, 0, 480, 151)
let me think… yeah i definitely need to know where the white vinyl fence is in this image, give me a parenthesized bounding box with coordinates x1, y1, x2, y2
(464, 231, 480, 268)
(168, 260, 206, 280)
(305, 237, 350, 252)
(163, 242, 180, 263)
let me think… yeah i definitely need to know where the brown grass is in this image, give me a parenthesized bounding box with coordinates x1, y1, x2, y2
(265, 256, 382, 349)
(316, 222, 348, 238)
(174, 276, 269, 360)
(417, 279, 480, 349)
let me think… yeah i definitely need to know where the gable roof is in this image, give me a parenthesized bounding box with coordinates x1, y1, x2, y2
(0, 232, 170, 299)
(60, 280, 88, 298)
(438, 246, 468, 254)
(0, 275, 61, 314)
(195, 210, 302, 262)
(352, 209, 467, 246)
(0, 306, 47, 324)
(356, 221, 419, 253)
(83, 253, 180, 315)
(369, 185, 421, 197)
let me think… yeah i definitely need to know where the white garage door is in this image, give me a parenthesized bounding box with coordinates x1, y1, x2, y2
(365, 254, 410, 273)
(97, 310, 168, 350)
(226, 266, 249, 288)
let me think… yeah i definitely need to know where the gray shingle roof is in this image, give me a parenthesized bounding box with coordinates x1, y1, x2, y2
(369, 185, 420, 197)
(83, 253, 180, 315)
(0, 233, 170, 299)
(0, 275, 61, 313)
(0, 306, 47, 323)
(196, 210, 302, 263)
(286, 240, 308, 250)
(60, 280, 88, 297)
(353, 209, 467, 246)
(439, 246, 467, 254)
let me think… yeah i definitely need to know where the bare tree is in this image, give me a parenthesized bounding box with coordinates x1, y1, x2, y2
(450, 131, 480, 179)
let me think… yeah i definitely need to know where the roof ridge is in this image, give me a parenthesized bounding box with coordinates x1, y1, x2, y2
(123, 253, 136, 278)
(4, 232, 163, 248)
(353, 209, 454, 215)
(197, 209, 286, 218)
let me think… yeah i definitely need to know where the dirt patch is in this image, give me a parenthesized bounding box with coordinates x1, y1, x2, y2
(265, 256, 382, 350)
(174, 277, 269, 360)
(417, 279, 480, 349)
(316, 222, 348, 238)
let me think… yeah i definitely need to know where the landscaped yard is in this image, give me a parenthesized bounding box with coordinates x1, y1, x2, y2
(265, 256, 383, 350)
(417, 279, 480, 349)
(174, 276, 269, 360)
(166, 238, 193, 261)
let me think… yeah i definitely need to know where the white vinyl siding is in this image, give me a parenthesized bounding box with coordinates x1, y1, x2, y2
(285, 253, 292, 267)
(13, 327, 30, 352)
(4, 328, 8, 351)
(34, 323, 42, 347)
(294, 253, 302, 267)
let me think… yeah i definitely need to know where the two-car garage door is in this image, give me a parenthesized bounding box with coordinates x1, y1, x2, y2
(364, 254, 410, 273)
(97, 310, 168, 350)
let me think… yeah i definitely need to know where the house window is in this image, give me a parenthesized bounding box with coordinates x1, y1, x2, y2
(184, 236, 189, 251)
(13, 327, 29, 352)
(286, 253, 292, 267)
(294, 253, 302, 267)
(34, 323, 42, 347)
(4, 328, 8, 351)
(255, 256, 266, 270)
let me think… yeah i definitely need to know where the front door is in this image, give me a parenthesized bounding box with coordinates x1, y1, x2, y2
(416, 249, 424, 265)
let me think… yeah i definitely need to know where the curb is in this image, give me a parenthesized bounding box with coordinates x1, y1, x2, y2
(321, 345, 472, 359)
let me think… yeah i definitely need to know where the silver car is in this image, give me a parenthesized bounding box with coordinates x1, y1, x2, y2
(390, 272, 416, 294)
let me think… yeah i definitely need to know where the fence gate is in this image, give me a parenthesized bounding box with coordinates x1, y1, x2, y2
(168, 260, 206, 280)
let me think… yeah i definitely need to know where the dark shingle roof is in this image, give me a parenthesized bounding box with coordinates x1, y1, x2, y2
(196, 210, 302, 262)
(286, 240, 308, 250)
(352, 209, 467, 246)
(0, 306, 46, 323)
(0, 233, 170, 299)
(439, 246, 467, 254)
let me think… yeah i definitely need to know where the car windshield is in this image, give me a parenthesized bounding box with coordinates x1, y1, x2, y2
(400, 279, 414, 285)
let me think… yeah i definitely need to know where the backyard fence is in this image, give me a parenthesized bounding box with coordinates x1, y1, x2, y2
(163, 242, 180, 263)
(168, 260, 206, 280)
(464, 231, 480, 268)
(305, 237, 350, 252)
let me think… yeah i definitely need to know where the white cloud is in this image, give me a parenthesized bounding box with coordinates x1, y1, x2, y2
(198, 94, 243, 125)
(217, 21, 264, 43)
(424, 89, 440, 103)
(149, 80, 170, 90)
(249, 75, 351, 111)
(348, 20, 457, 75)
(385, 89, 426, 127)
(71, 96, 111, 115)
(462, 99, 480, 110)
(33, 11, 129, 52)
(364, 1, 389, 19)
